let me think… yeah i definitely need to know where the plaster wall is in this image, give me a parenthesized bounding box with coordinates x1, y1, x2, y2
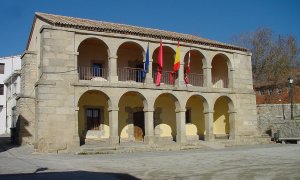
(154, 95, 177, 139)
(0, 56, 21, 134)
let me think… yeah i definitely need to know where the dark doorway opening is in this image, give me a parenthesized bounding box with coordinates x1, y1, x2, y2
(86, 108, 101, 130)
(133, 111, 145, 141)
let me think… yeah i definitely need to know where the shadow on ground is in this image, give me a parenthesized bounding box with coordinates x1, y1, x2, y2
(0, 136, 20, 153)
(0, 171, 141, 180)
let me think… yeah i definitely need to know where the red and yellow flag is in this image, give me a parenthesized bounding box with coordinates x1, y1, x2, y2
(173, 41, 180, 72)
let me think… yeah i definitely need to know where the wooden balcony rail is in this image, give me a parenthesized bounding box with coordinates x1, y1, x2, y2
(187, 73, 204, 87)
(118, 67, 144, 83)
(78, 66, 107, 81)
(152, 70, 178, 85)
(212, 76, 228, 88)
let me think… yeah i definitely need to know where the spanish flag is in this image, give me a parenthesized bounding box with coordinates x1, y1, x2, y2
(173, 41, 180, 72)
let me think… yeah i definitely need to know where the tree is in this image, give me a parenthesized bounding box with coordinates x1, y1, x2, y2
(231, 28, 299, 103)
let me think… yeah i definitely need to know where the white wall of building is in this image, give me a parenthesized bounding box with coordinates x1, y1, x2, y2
(5, 70, 21, 133)
(0, 55, 21, 134)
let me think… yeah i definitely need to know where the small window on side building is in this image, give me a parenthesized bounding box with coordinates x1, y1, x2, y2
(0, 63, 4, 74)
(0, 84, 4, 95)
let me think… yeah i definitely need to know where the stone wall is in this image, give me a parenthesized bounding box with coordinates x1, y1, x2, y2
(257, 104, 300, 136)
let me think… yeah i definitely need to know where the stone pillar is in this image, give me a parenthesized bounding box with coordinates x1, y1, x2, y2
(203, 66, 212, 88)
(108, 107, 119, 145)
(229, 68, 235, 89)
(230, 53, 237, 89)
(176, 110, 186, 143)
(175, 49, 186, 87)
(144, 60, 153, 84)
(70, 107, 80, 151)
(229, 110, 237, 140)
(108, 55, 118, 83)
(17, 51, 37, 145)
(204, 111, 214, 141)
(144, 108, 154, 144)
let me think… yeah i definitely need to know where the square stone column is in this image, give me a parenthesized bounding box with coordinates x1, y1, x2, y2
(144, 60, 153, 84)
(175, 48, 187, 87)
(175, 63, 186, 87)
(176, 110, 186, 143)
(108, 108, 119, 145)
(204, 111, 214, 141)
(108, 55, 118, 83)
(229, 111, 237, 140)
(229, 68, 235, 89)
(70, 107, 80, 152)
(203, 66, 212, 88)
(144, 109, 154, 144)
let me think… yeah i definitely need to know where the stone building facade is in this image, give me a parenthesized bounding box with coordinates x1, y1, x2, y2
(18, 12, 259, 153)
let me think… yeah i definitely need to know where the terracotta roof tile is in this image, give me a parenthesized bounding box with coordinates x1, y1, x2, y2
(36, 12, 247, 52)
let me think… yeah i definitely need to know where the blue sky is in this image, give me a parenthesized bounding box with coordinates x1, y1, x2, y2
(0, 0, 299, 57)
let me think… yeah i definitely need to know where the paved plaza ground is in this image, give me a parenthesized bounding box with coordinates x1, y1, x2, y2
(0, 136, 300, 179)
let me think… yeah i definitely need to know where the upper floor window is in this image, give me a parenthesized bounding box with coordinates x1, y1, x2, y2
(92, 63, 103, 77)
(0, 63, 4, 74)
(0, 84, 4, 95)
(259, 90, 265, 96)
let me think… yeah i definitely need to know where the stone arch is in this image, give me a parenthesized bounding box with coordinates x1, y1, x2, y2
(213, 95, 234, 138)
(118, 91, 148, 142)
(77, 38, 110, 80)
(211, 53, 231, 88)
(117, 41, 145, 82)
(154, 93, 181, 141)
(76, 37, 110, 54)
(184, 50, 206, 86)
(185, 94, 208, 140)
(152, 45, 176, 85)
(77, 90, 111, 145)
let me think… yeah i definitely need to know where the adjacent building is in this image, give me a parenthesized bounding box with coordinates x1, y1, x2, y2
(0, 55, 21, 134)
(18, 12, 259, 153)
(255, 68, 300, 104)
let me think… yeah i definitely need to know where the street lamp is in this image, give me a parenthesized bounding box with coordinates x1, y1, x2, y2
(288, 77, 294, 120)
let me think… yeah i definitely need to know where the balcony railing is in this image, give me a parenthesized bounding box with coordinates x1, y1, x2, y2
(78, 66, 107, 81)
(212, 76, 228, 88)
(152, 70, 178, 85)
(118, 67, 144, 83)
(187, 73, 204, 87)
(78, 66, 229, 89)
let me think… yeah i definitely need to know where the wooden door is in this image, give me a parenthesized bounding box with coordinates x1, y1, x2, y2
(133, 111, 145, 141)
(86, 108, 100, 130)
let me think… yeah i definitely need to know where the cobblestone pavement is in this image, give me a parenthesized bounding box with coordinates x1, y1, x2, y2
(0, 136, 300, 179)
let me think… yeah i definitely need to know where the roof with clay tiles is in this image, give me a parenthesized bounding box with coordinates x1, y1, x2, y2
(33, 12, 247, 52)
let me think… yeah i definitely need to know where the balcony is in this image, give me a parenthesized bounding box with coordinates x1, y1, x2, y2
(78, 66, 108, 81)
(152, 70, 178, 85)
(187, 73, 204, 87)
(212, 76, 228, 88)
(78, 66, 229, 89)
(118, 67, 144, 83)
